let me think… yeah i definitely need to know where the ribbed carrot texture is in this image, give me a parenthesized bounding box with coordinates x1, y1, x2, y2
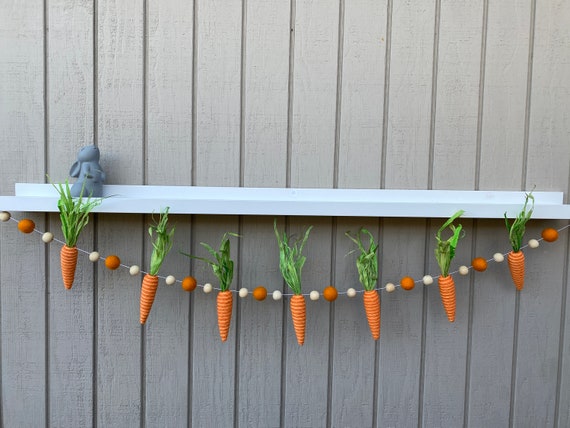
(290, 294, 306, 346)
(438, 275, 456, 322)
(217, 290, 233, 342)
(140, 274, 159, 324)
(507, 250, 525, 291)
(363, 290, 381, 340)
(60, 245, 79, 290)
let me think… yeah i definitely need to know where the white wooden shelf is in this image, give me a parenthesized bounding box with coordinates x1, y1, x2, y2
(1, 183, 569, 219)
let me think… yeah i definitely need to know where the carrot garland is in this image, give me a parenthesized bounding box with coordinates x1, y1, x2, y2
(140, 207, 175, 324)
(434, 210, 464, 322)
(182, 232, 238, 341)
(346, 228, 381, 340)
(274, 219, 313, 346)
(504, 191, 534, 291)
(52, 179, 102, 289)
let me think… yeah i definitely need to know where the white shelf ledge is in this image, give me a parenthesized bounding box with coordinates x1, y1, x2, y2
(0, 184, 569, 219)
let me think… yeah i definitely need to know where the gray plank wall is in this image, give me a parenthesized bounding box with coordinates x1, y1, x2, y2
(0, 1, 569, 427)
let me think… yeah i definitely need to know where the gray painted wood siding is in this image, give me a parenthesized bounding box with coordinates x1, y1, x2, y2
(1, 1, 569, 427)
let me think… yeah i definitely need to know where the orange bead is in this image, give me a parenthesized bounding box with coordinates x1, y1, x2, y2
(400, 276, 415, 291)
(17, 219, 35, 234)
(182, 276, 197, 292)
(252, 286, 267, 301)
(322, 286, 338, 302)
(541, 228, 559, 243)
(104, 255, 121, 270)
(471, 257, 488, 272)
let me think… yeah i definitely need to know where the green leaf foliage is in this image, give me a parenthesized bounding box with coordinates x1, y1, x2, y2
(52, 179, 102, 247)
(435, 210, 464, 277)
(181, 232, 238, 291)
(274, 219, 312, 295)
(148, 207, 175, 276)
(345, 228, 379, 291)
(504, 191, 534, 252)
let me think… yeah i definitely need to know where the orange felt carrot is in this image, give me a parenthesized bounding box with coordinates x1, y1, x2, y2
(60, 244, 79, 289)
(507, 250, 525, 291)
(274, 219, 313, 346)
(434, 211, 464, 322)
(217, 290, 234, 342)
(181, 232, 239, 340)
(140, 274, 159, 324)
(363, 290, 381, 340)
(504, 192, 533, 291)
(290, 294, 306, 346)
(346, 228, 381, 340)
(438, 274, 456, 322)
(52, 179, 102, 290)
(140, 208, 174, 324)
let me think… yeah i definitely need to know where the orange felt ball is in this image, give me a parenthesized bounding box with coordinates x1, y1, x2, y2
(400, 276, 415, 291)
(322, 286, 338, 302)
(104, 255, 121, 270)
(471, 257, 488, 272)
(252, 286, 268, 301)
(541, 228, 559, 243)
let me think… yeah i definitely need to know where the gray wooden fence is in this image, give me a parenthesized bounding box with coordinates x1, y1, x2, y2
(1, 0, 569, 427)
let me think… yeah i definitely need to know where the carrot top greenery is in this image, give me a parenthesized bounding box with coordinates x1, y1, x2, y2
(182, 232, 238, 291)
(504, 191, 534, 252)
(148, 207, 175, 276)
(274, 219, 312, 295)
(52, 179, 102, 248)
(435, 210, 465, 277)
(345, 228, 379, 291)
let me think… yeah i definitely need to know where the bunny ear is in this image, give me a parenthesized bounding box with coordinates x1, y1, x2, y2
(69, 161, 81, 177)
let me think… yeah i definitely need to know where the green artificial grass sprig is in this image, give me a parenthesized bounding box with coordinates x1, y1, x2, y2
(435, 210, 465, 278)
(148, 207, 175, 276)
(274, 219, 313, 295)
(182, 232, 238, 291)
(345, 228, 379, 291)
(504, 191, 534, 252)
(52, 179, 102, 248)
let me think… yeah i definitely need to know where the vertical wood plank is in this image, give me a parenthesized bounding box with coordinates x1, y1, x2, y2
(330, 217, 377, 428)
(431, 0, 483, 189)
(478, 0, 530, 191)
(384, 0, 435, 189)
(194, 0, 242, 187)
(96, 0, 144, 426)
(289, 0, 339, 189)
(336, 0, 386, 189)
(377, 219, 425, 428)
(284, 1, 338, 425)
(380, 1, 434, 426)
(515, 2, 570, 426)
(190, 216, 239, 427)
(144, 1, 193, 426)
(238, 1, 291, 425)
(422, 1, 482, 426)
(242, 0, 290, 188)
(191, 1, 242, 425)
(46, 1, 95, 425)
(283, 216, 332, 428)
(0, 1, 46, 426)
(468, 1, 531, 425)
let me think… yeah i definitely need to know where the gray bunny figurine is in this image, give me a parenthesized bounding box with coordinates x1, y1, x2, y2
(69, 145, 106, 197)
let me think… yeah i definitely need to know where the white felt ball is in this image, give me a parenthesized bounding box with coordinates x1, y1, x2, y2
(385, 283, 396, 293)
(165, 275, 176, 285)
(203, 283, 213, 293)
(528, 239, 539, 249)
(239, 287, 249, 298)
(346, 288, 357, 298)
(493, 253, 505, 263)
(309, 290, 319, 301)
(89, 251, 100, 262)
(272, 290, 282, 301)
(422, 275, 434, 286)
(129, 265, 140, 275)
(0, 211, 11, 222)
(41, 232, 54, 243)
(459, 265, 469, 275)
